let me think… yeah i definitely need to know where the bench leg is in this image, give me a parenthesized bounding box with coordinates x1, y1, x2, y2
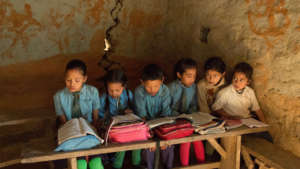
(68, 158, 77, 169)
(241, 146, 254, 169)
(219, 136, 241, 169)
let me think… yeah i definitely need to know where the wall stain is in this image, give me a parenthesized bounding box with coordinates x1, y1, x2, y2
(81, 0, 105, 26)
(0, 2, 41, 58)
(246, 0, 290, 49)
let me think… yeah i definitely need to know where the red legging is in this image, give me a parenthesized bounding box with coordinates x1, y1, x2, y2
(180, 141, 205, 166)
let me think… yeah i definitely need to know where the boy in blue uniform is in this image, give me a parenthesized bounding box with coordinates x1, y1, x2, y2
(134, 64, 173, 169)
(168, 58, 205, 166)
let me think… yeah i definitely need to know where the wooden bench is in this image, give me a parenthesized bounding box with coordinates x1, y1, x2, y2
(241, 136, 300, 169)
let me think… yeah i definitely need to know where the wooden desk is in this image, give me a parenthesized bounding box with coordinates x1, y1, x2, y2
(19, 126, 268, 169)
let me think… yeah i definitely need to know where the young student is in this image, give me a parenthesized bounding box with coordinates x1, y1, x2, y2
(53, 59, 103, 169)
(197, 57, 226, 114)
(98, 69, 141, 169)
(168, 58, 205, 166)
(134, 64, 173, 169)
(212, 62, 266, 122)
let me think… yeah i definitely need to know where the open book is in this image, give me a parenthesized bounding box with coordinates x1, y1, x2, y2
(241, 118, 268, 128)
(146, 112, 217, 129)
(57, 118, 104, 145)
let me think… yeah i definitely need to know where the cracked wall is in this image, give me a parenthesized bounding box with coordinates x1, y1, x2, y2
(0, 0, 300, 158)
(0, 0, 172, 114)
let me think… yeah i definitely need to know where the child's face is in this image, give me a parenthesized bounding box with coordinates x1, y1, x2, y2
(142, 79, 163, 96)
(205, 69, 225, 86)
(232, 72, 249, 91)
(107, 82, 124, 98)
(177, 68, 197, 87)
(65, 69, 87, 93)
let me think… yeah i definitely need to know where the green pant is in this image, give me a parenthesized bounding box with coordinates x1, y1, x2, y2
(112, 149, 141, 169)
(77, 157, 104, 169)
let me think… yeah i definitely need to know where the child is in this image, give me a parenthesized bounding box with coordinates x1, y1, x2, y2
(212, 62, 266, 122)
(168, 58, 205, 166)
(134, 64, 173, 169)
(197, 57, 226, 114)
(98, 69, 141, 169)
(53, 59, 103, 169)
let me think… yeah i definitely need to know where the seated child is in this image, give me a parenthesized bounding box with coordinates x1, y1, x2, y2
(134, 64, 173, 169)
(197, 57, 226, 114)
(53, 59, 103, 169)
(168, 58, 205, 166)
(212, 62, 266, 122)
(98, 69, 141, 169)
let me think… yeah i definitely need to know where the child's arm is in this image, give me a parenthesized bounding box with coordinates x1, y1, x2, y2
(160, 87, 172, 117)
(254, 109, 266, 123)
(91, 87, 101, 126)
(54, 93, 67, 125)
(197, 82, 211, 113)
(58, 115, 67, 125)
(188, 91, 198, 113)
(124, 90, 134, 114)
(249, 89, 266, 122)
(134, 88, 147, 119)
(98, 94, 107, 118)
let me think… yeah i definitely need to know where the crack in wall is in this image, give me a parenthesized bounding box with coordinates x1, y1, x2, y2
(98, 0, 124, 77)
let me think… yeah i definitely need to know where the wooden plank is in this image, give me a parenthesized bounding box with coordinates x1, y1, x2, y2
(21, 127, 269, 165)
(243, 136, 300, 169)
(160, 126, 269, 147)
(173, 162, 221, 169)
(68, 158, 77, 169)
(241, 147, 254, 169)
(22, 140, 156, 163)
(236, 136, 241, 169)
(207, 138, 227, 159)
(219, 136, 238, 169)
(0, 159, 20, 168)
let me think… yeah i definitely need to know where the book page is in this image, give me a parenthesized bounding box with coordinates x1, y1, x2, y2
(177, 112, 216, 126)
(241, 118, 268, 128)
(57, 118, 82, 145)
(79, 118, 103, 143)
(111, 113, 142, 126)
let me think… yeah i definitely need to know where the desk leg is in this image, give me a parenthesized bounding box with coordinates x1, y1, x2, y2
(220, 136, 241, 169)
(68, 158, 77, 169)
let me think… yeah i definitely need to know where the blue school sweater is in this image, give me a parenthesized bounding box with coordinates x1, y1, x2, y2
(98, 89, 134, 118)
(53, 84, 100, 123)
(134, 84, 172, 120)
(168, 80, 198, 116)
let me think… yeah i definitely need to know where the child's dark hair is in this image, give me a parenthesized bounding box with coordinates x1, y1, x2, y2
(104, 69, 127, 87)
(233, 62, 253, 80)
(65, 59, 87, 76)
(204, 57, 226, 73)
(174, 58, 197, 79)
(141, 64, 164, 81)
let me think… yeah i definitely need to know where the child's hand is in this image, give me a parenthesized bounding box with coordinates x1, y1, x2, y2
(160, 145, 168, 150)
(150, 147, 156, 152)
(124, 108, 133, 114)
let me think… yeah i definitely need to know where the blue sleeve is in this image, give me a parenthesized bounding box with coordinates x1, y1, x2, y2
(167, 83, 179, 115)
(134, 88, 147, 119)
(91, 87, 100, 110)
(98, 93, 106, 118)
(188, 92, 198, 113)
(128, 90, 134, 104)
(54, 92, 64, 116)
(160, 87, 172, 117)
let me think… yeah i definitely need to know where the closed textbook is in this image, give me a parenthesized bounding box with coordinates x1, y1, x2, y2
(57, 118, 104, 145)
